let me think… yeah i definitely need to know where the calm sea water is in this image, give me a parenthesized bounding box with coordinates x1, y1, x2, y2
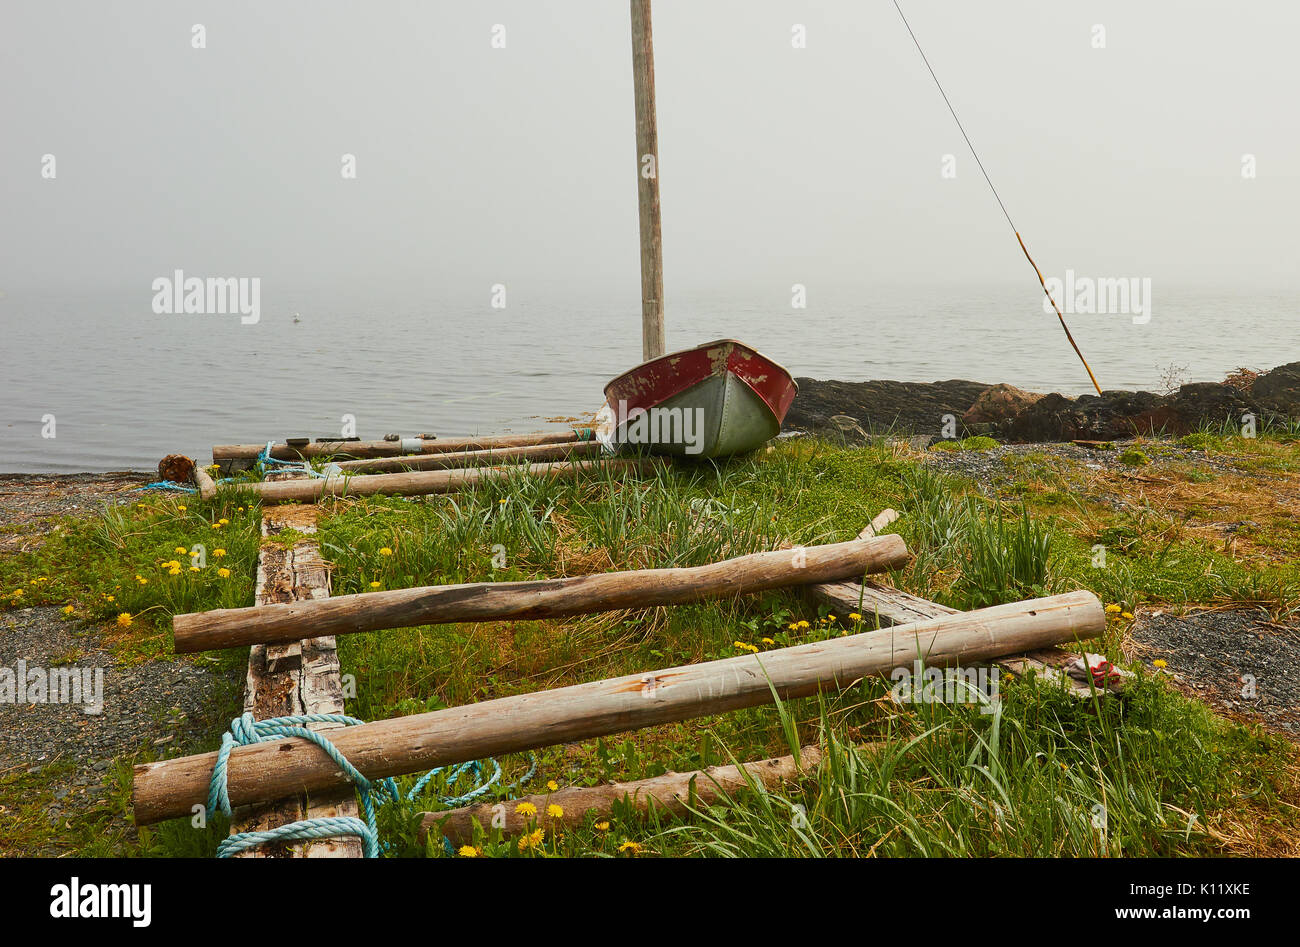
(0, 285, 1295, 472)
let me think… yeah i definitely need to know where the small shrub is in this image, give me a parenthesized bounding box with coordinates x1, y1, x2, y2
(931, 436, 999, 453)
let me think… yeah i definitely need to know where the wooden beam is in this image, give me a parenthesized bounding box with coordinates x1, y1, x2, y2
(230, 504, 362, 858)
(212, 431, 586, 462)
(419, 745, 823, 847)
(133, 590, 1105, 825)
(631, 0, 665, 360)
(172, 534, 910, 653)
(217, 458, 649, 504)
(330, 439, 601, 474)
(811, 577, 956, 625)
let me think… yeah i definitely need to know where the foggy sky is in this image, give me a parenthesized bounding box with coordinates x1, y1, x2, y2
(2, 0, 1297, 303)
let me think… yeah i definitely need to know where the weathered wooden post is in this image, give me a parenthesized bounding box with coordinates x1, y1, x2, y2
(631, 0, 665, 360)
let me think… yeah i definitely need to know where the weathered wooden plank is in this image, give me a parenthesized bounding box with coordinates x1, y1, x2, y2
(229, 504, 361, 858)
(134, 590, 1106, 825)
(173, 534, 909, 653)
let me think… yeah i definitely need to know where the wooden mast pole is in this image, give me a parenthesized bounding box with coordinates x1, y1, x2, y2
(631, 0, 665, 360)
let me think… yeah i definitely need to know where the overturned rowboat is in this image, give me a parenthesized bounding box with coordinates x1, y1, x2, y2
(598, 339, 798, 459)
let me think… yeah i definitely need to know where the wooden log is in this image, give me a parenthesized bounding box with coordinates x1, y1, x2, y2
(231, 505, 362, 857)
(133, 590, 1104, 824)
(212, 431, 585, 462)
(218, 458, 648, 504)
(419, 745, 823, 847)
(173, 534, 911, 653)
(330, 439, 602, 474)
(810, 560, 1120, 698)
(191, 464, 218, 501)
(630, 0, 665, 360)
(857, 508, 899, 539)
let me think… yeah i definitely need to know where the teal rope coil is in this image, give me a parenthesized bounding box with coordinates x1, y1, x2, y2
(208, 712, 537, 858)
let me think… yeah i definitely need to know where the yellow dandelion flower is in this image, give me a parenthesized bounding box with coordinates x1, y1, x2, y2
(1121, 611, 1134, 620)
(797, 620, 810, 629)
(218, 518, 229, 526)
(116, 612, 133, 627)
(369, 581, 382, 589)
(105, 595, 115, 602)
(546, 804, 563, 819)
(1153, 659, 1167, 669)
(546, 780, 558, 792)
(189, 566, 200, 573)
(1105, 604, 1121, 614)
(213, 548, 226, 557)
(761, 637, 774, 646)
(177, 505, 187, 512)
(12, 589, 23, 598)
(827, 614, 837, 621)
(849, 613, 862, 621)
(457, 845, 480, 857)
(787, 622, 799, 631)
(217, 568, 231, 578)
(515, 801, 537, 817)
(174, 546, 187, 555)
(379, 547, 393, 556)
(517, 828, 545, 851)
(62, 605, 74, 615)
(594, 821, 610, 832)
(617, 840, 642, 855)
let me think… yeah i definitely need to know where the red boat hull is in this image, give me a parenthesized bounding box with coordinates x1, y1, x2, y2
(602, 340, 798, 457)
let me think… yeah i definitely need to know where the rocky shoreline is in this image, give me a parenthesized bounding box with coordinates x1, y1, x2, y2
(784, 361, 1300, 443)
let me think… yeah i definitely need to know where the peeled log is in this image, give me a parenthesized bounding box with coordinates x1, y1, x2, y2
(330, 439, 601, 474)
(419, 745, 823, 846)
(172, 534, 910, 653)
(191, 464, 218, 501)
(212, 431, 585, 462)
(217, 458, 647, 503)
(133, 590, 1105, 825)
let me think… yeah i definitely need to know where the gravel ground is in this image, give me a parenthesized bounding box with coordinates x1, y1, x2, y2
(916, 439, 1254, 489)
(0, 472, 149, 552)
(0, 606, 231, 830)
(1128, 608, 1300, 736)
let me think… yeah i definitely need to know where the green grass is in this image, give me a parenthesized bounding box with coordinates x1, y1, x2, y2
(4, 435, 1299, 857)
(931, 435, 999, 452)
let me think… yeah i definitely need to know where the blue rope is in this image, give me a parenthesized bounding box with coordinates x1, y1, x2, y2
(137, 480, 197, 493)
(255, 440, 331, 478)
(208, 712, 537, 858)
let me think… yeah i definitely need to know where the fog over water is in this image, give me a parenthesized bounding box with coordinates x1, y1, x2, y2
(2, 2, 1296, 471)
